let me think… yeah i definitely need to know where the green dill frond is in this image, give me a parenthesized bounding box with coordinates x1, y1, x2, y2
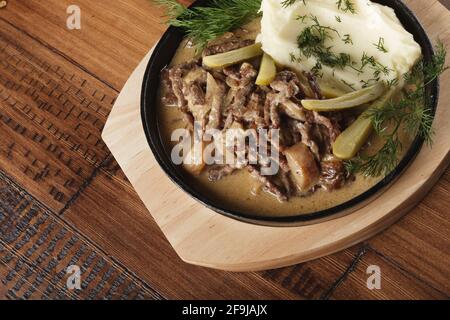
(351, 42, 448, 178)
(153, 0, 187, 20)
(361, 52, 392, 77)
(295, 15, 360, 71)
(350, 136, 401, 177)
(342, 34, 353, 45)
(152, 0, 262, 50)
(385, 78, 399, 88)
(374, 37, 388, 53)
(336, 0, 356, 14)
(282, 0, 306, 7)
(423, 40, 449, 86)
(341, 79, 356, 90)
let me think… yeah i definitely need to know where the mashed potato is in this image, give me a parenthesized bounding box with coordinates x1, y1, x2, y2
(258, 0, 422, 91)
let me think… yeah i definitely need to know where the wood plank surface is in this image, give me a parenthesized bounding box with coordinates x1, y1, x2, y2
(0, 0, 448, 299)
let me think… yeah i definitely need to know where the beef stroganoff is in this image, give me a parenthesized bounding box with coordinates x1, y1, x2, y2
(154, 0, 447, 217)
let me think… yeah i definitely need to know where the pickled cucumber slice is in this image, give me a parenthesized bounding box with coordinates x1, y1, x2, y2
(319, 82, 351, 98)
(256, 53, 276, 86)
(203, 43, 263, 69)
(302, 82, 386, 112)
(332, 116, 373, 160)
(332, 91, 395, 160)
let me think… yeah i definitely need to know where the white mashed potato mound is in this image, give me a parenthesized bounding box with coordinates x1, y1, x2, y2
(258, 0, 422, 91)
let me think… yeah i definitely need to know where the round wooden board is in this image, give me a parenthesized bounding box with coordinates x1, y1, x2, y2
(102, 0, 450, 272)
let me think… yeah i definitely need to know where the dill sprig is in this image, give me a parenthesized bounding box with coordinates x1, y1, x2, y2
(153, 0, 186, 19)
(346, 41, 448, 177)
(345, 136, 401, 177)
(153, 0, 262, 50)
(342, 34, 353, 45)
(282, 0, 306, 7)
(336, 0, 356, 14)
(297, 15, 360, 72)
(361, 52, 392, 77)
(374, 37, 388, 53)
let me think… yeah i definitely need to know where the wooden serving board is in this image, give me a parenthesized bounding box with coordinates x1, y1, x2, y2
(102, 0, 450, 272)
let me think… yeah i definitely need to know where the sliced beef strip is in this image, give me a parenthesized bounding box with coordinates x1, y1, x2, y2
(280, 170, 294, 197)
(167, 60, 200, 110)
(233, 85, 254, 118)
(185, 82, 210, 127)
(270, 80, 300, 99)
(208, 165, 236, 182)
(223, 63, 258, 120)
(161, 68, 178, 106)
(296, 122, 321, 160)
(285, 119, 302, 145)
(320, 159, 347, 191)
(263, 70, 308, 128)
(242, 90, 265, 127)
(280, 100, 308, 122)
(267, 93, 281, 129)
(203, 39, 255, 57)
(222, 113, 234, 131)
(165, 60, 204, 130)
(247, 165, 288, 202)
(182, 66, 209, 127)
(206, 73, 226, 130)
(305, 72, 323, 99)
(168, 65, 188, 109)
(313, 111, 341, 143)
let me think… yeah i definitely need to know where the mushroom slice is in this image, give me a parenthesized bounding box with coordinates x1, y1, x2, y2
(284, 142, 320, 193)
(206, 73, 225, 130)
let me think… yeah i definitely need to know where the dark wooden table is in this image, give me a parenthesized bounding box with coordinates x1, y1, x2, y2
(0, 0, 448, 300)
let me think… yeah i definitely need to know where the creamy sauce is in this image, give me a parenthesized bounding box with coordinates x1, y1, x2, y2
(157, 19, 415, 218)
(258, 0, 422, 91)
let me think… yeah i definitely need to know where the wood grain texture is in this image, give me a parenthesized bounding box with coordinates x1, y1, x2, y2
(0, 18, 113, 211)
(0, 0, 182, 90)
(0, 171, 163, 300)
(0, 0, 449, 299)
(329, 248, 447, 300)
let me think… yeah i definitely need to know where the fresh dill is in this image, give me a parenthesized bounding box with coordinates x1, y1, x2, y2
(412, 41, 449, 86)
(374, 37, 388, 53)
(361, 52, 392, 77)
(311, 61, 323, 77)
(152, 0, 262, 50)
(385, 77, 399, 88)
(341, 79, 356, 90)
(345, 136, 401, 177)
(336, 0, 356, 14)
(153, 0, 186, 19)
(342, 34, 353, 45)
(346, 42, 448, 177)
(360, 77, 380, 88)
(296, 14, 308, 23)
(297, 15, 362, 73)
(335, 15, 342, 23)
(289, 52, 302, 63)
(282, 0, 306, 7)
